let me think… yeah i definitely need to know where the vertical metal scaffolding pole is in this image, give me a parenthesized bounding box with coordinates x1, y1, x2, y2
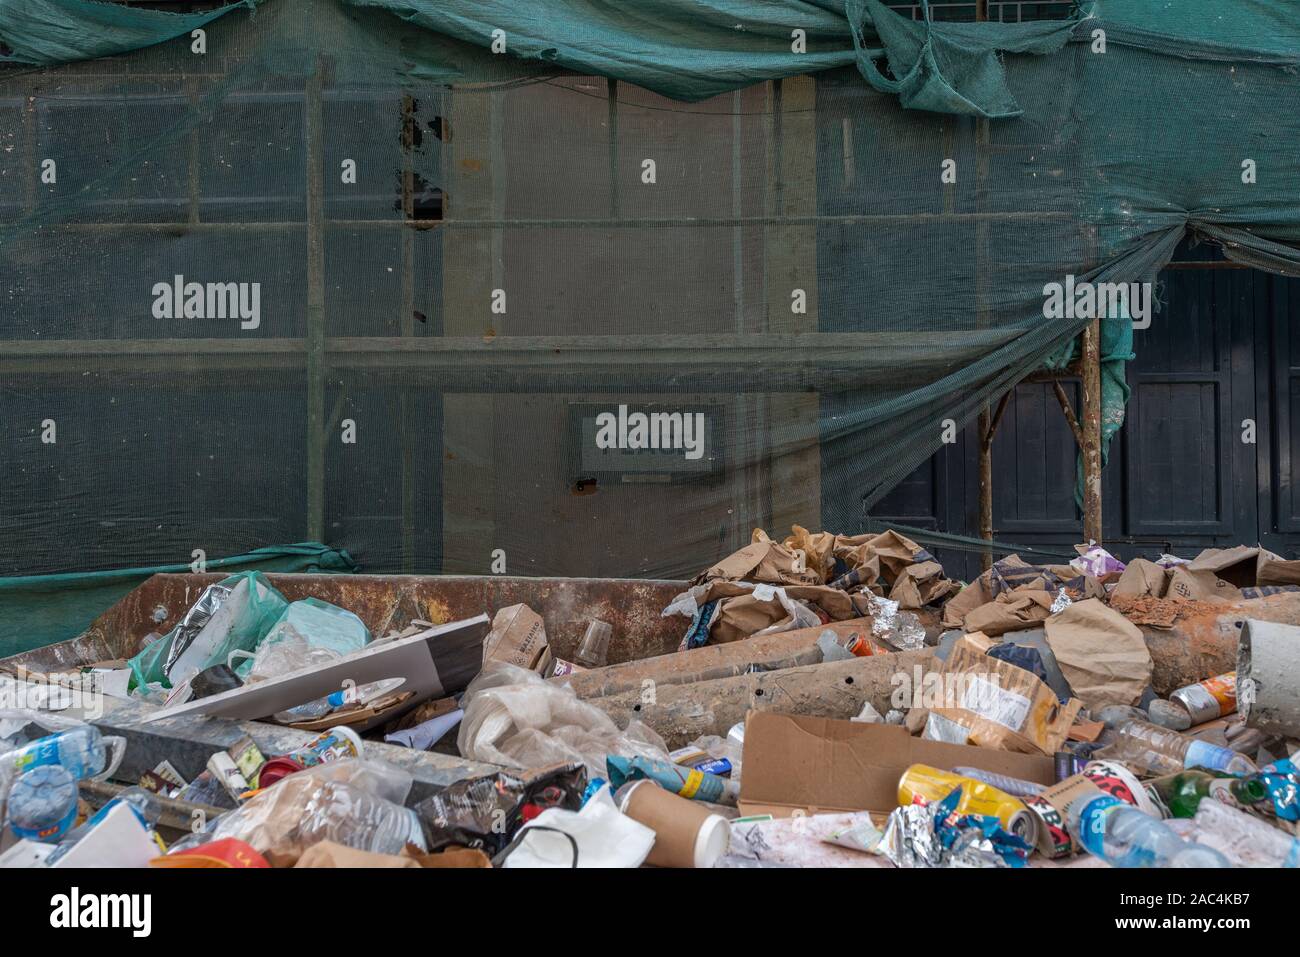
(1081, 317, 1103, 544)
(973, 0, 993, 569)
(399, 94, 418, 571)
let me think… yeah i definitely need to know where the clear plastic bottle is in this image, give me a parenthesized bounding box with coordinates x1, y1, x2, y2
(5, 765, 79, 842)
(1069, 794, 1229, 868)
(0, 726, 126, 781)
(1169, 797, 1300, 868)
(1102, 719, 1257, 776)
(165, 772, 425, 862)
(952, 766, 1046, 798)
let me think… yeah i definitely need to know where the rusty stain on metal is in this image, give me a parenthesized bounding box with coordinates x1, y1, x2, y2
(2, 573, 691, 675)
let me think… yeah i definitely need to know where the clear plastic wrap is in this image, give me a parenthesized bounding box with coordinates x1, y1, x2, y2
(457, 661, 670, 778)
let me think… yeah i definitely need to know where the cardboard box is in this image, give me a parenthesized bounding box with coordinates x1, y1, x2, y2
(738, 711, 1055, 818)
(483, 604, 553, 675)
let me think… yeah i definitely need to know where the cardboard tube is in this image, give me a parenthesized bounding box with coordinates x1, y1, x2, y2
(618, 780, 729, 868)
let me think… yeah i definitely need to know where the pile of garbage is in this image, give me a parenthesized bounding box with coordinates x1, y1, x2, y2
(0, 529, 1298, 869)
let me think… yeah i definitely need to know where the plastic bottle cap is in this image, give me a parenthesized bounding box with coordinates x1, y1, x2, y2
(692, 812, 730, 868)
(329, 724, 365, 757)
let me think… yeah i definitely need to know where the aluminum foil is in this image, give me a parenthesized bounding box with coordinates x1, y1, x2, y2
(868, 595, 927, 651)
(881, 803, 941, 868)
(1050, 587, 1073, 615)
(161, 582, 232, 678)
(881, 793, 1028, 868)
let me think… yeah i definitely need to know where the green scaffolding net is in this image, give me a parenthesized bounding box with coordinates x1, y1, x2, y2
(2, 0, 1299, 601)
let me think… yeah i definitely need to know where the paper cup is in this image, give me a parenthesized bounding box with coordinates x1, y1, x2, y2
(1082, 759, 1159, 816)
(618, 780, 729, 868)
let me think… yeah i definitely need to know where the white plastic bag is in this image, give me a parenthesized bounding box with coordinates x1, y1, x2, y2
(458, 662, 670, 778)
(500, 784, 655, 868)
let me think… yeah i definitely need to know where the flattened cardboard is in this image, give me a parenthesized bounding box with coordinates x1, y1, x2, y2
(143, 615, 488, 724)
(738, 711, 1055, 818)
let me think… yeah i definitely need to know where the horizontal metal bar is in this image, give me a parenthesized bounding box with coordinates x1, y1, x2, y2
(0, 331, 1016, 390)
(8, 209, 1077, 233)
(1162, 260, 1251, 270)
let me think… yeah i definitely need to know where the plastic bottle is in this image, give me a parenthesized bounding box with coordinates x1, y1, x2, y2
(952, 767, 1047, 798)
(1102, 719, 1257, 776)
(1144, 770, 1268, 818)
(1170, 796, 1300, 868)
(573, 620, 613, 668)
(0, 726, 126, 781)
(1068, 794, 1229, 868)
(166, 773, 425, 861)
(5, 765, 80, 842)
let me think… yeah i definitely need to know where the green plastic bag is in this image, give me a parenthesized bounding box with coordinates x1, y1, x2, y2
(230, 596, 370, 681)
(127, 570, 288, 691)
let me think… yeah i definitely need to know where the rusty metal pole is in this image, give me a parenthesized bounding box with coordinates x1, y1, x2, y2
(1081, 317, 1103, 544)
(979, 405, 994, 571)
(978, 391, 1010, 572)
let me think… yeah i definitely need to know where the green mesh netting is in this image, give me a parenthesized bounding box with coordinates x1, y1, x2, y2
(2, 0, 1299, 586)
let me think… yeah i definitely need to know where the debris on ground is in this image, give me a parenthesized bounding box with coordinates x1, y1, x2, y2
(2, 529, 1299, 869)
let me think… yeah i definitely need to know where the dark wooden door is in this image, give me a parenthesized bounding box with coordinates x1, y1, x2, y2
(867, 239, 1294, 579)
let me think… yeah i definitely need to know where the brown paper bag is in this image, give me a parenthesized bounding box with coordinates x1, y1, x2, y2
(695, 529, 822, 586)
(962, 590, 1054, 637)
(833, 529, 928, 585)
(1255, 550, 1300, 586)
(782, 525, 838, 583)
(1166, 566, 1241, 602)
(889, 560, 957, 610)
(483, 603, 553, 675)
(941, 574, 994, 630)
(401, 845, 493, 868)
(931, 637, 1081, 755)
(295, 841, 421, 868)
(1044, 598, 1152, 709)
(1187, 545, 1260, 588)
(1112, 558, 1170, 598)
